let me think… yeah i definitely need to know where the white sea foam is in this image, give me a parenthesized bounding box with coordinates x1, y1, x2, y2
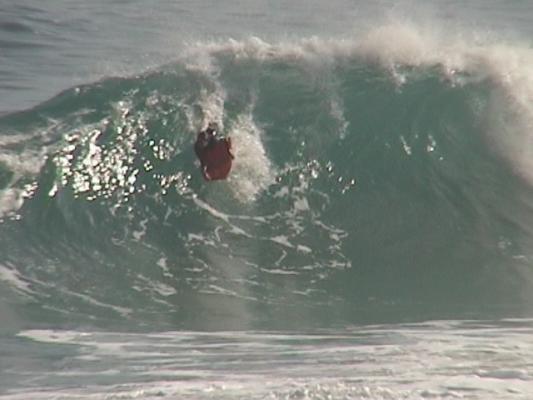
(134, 274, 177, 298)
(0, 188, 24, 218)
(0, 263, 34, 297)
(58, 287, 133, 318)
(227, 114, 275, 201)
(12, 320, 533, 400)
(197, 87, 226, 132)
(0, 135, 50, 218)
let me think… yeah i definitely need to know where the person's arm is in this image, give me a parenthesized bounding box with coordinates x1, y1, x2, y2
(226, 137, 234, 159)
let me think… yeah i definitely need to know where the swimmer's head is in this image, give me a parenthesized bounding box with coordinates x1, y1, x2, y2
(207, 122, 218, 132)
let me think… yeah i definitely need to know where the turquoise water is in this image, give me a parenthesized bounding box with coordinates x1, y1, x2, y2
(2, 1, 533, 398)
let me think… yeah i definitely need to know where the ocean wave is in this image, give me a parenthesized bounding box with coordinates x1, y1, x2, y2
(1, 24, 533, 328)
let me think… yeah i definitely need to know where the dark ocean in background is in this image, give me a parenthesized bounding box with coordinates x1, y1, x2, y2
(2, 1, 533, 399)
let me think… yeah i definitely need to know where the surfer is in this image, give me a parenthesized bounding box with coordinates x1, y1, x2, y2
(194, 122, 234, 181)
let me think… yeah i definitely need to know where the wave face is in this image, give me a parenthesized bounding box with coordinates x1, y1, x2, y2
(2, 25, 533, 330)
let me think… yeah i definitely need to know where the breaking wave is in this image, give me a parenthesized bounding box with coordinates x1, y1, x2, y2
(2, 23, 533, 330)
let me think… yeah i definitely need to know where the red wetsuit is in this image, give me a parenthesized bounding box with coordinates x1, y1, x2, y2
(194, 130, 234, 181)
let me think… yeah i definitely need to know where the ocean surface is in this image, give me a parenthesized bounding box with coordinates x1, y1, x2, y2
(2, 0, 533, 398)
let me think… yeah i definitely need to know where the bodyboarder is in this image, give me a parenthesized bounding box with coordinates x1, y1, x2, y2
(194, 122, 234, 181)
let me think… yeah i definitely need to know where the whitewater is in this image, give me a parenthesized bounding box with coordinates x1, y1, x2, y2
(2, 1, 533, 398)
